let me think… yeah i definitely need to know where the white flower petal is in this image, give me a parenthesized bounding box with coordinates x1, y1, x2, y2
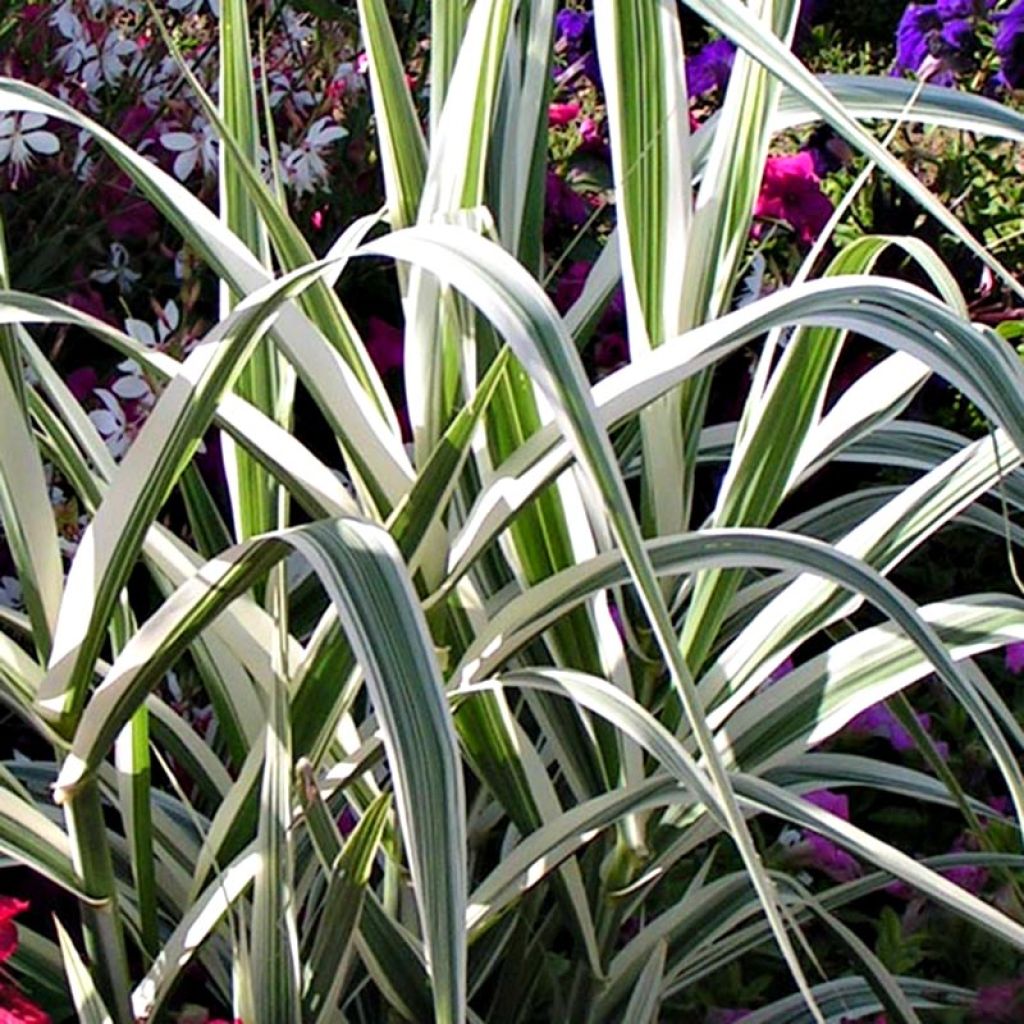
(26, 131, 60, 156)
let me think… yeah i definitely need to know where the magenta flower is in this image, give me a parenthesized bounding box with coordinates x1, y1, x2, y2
(548, 102, 580, 125)
(753, 152, 833, 245)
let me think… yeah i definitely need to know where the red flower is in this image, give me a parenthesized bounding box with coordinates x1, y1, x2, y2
(0, 982, 50, 1024)
(0, 899, 28, 965)
(0, 900, 50, 1024)
(753, 152, 834, 245)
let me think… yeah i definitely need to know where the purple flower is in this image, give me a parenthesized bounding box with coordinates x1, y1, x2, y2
(896, 5, 945, 74)
(805, 789, 850, 821)
(804, 126, 855, 177)
(972, 977, 1024, 1021)
(364, 317, 403, 377)
(800, 833, 862, 882)
(545, 170, 590, 228)
(1005, 640, 1024, 673)
(554, 9, 599, 82)
(555, 9, 590, 43)
(594, 332, 629, 374)
(686, 38, 736, 97)
(996, 1, 1024, 88)
(845, 702, 940, 755)
(894, 0, 986, 84)
(706, 1011, 751, 1024)
(942, 863, 988, 895)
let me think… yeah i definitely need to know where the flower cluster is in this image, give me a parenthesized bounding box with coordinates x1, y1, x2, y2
(892, 0, 1024, 89)
(0, 898, 49, 1023)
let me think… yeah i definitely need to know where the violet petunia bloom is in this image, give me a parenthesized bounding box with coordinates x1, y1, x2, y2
(686, 38, 736, 97)
(996, 1, 1024, 88)
(554, 8, 600, 82)
(753, 152, 833, 245)
(894, 0, 989, 84)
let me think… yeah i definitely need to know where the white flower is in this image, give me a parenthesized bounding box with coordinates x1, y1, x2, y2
(278, 8, 314, 44)
(71, 128, 96, 181)
(0, 113, 60, 184)
(111, 361, 155, 405)
(125, 300, 179, 349)
(0, 577, 22, 611)
(267, 70, 314, 112)
(81, 29, 138, 91)
(280, 117, 347, 196)
(52, 7, 98, 79)
(332, 61, 365, 95)
(161, 119, 218, 181)
(91, 243, 140, 291)
(88, 387, 133, 458)
(167, 0, 220, 16)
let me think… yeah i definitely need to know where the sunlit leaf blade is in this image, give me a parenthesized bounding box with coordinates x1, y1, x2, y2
(55, 917, 114, 1024)
(251, 665, 300, 1022)
(301, 789, 392, 1023)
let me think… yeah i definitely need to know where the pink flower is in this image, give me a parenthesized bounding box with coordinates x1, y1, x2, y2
(0, 982, 51, 1023)
(548, 102, 580, 125)
(753, 152, 834, 245)
(97, 171, 159, 240)
(579, 116, 601, 144)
